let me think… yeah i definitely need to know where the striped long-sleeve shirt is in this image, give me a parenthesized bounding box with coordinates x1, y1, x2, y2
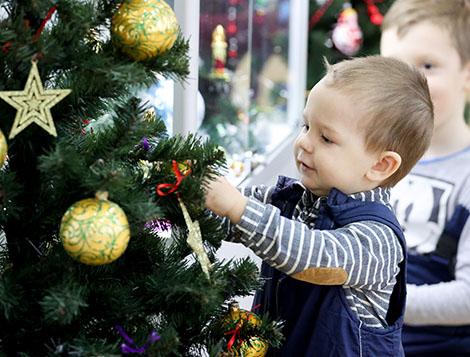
(228, 182, 404, 328)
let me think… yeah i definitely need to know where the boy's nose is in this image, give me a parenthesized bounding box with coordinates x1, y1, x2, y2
(299, 135, 314, 154)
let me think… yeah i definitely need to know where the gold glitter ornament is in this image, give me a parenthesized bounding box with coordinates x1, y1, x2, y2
(111, 0, 179, 61)
(0, 129, 7, 167)
(178, 197, 212, 280)
(0, 61, 71, 139)
(60, 191, 130, 265)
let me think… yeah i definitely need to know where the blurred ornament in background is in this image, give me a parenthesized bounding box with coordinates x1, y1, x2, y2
(210, 24, 229, 79)
(331, 2, 363, 56)
(111, 0, 179, 61)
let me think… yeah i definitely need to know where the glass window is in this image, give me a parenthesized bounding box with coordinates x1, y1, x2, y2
(198, 0, 298, 183)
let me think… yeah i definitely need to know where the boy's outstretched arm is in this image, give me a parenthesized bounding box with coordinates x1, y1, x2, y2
(205, 176, 401, 291)
(205, 176, 248, 224)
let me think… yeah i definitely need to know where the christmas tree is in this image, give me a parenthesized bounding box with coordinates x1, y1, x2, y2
(0, 0, 281, 355)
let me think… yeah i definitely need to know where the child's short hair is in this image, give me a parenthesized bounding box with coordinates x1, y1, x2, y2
(382, 0, 470, 64)
(324, 56, 433, 187)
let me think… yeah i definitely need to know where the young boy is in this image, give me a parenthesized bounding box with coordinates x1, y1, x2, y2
(205, 56, 434, 356)
(380, 1, 470, 355)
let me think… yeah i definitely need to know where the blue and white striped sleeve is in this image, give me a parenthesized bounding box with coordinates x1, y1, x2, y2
(214, 184, 276, 242)
(240, 185, 276, 204)
(232, 197, 403, 289)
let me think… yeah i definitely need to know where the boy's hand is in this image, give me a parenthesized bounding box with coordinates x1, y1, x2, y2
(204, 176, 248, 224)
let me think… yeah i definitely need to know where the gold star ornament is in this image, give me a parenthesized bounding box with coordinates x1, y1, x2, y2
(0, 61, 71, 139)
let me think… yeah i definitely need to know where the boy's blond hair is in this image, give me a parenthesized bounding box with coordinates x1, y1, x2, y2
(382, 0, 470, 64)
(325, 56, 433, 187)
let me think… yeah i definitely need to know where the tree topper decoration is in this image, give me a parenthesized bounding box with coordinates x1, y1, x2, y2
(0, 60, 71, 139)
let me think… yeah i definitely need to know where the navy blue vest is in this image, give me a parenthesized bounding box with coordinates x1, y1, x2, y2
(403, 205, 470, 356)
(253, 177, 407, 356)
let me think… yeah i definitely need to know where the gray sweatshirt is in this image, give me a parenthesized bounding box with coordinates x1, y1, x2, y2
(391, 146, 470, 326)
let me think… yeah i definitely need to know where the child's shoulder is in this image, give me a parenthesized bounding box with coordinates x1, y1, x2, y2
(397, 145, 470, 205)
(413, 145, 470, 179)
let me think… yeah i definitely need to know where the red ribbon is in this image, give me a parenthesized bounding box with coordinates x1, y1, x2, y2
(3, 6, 57, 55)
(156, 160, 192, 197)
(225, 322, 242, 351)
(309, 0, 334, 30)
(33, 5, 57, 42)
(225, 306, 262, 351)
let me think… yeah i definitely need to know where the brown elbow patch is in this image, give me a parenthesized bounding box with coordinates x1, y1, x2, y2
(291, 267, 348, 285)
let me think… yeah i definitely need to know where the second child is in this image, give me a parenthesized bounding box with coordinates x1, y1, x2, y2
(381, 0, 470, 354)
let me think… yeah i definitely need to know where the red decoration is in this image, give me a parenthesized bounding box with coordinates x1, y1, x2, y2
(214, 59, 225, 70)
(227, 22, 238, 35)
(81, 119, 94, 136)
(33, 6, 57, 42)
(2, 42, 12, 54)
(363, 0, 384, 26)
(2, 5, 57, 55)
(155, 160, 192, 197)
(309, 0, 334, 30)
(225, 323, 242, 350)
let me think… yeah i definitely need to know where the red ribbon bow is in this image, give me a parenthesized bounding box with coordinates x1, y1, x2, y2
(225, 322, 242, 351)
(224, 305, 262, 351)
(156, 160, 192, 197)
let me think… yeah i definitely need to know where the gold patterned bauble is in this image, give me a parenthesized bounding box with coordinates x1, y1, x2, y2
(111, 0, 179, 61)
(0, 129, 7, 167)
(222, 302, 267, 356)
(224, 302, 261, 328)
(60, 191, 130, 265)
(230, 337, 268, 357)
(0, 60, 71, 139)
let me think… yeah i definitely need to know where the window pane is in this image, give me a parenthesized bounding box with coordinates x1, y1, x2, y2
(199, 0, 295, 181)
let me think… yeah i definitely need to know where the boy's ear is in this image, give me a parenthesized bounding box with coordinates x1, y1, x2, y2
(366, 151, 402, 183)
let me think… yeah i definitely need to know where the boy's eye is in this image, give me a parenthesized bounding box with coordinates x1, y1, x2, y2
(301, 123, 309, 131)
(421, 63, 434, 70)
(321, 134, 333, 144)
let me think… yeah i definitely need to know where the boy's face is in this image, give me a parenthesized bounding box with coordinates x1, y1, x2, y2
(294, 79, 379, 196)
(381, 21, 470, 130)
